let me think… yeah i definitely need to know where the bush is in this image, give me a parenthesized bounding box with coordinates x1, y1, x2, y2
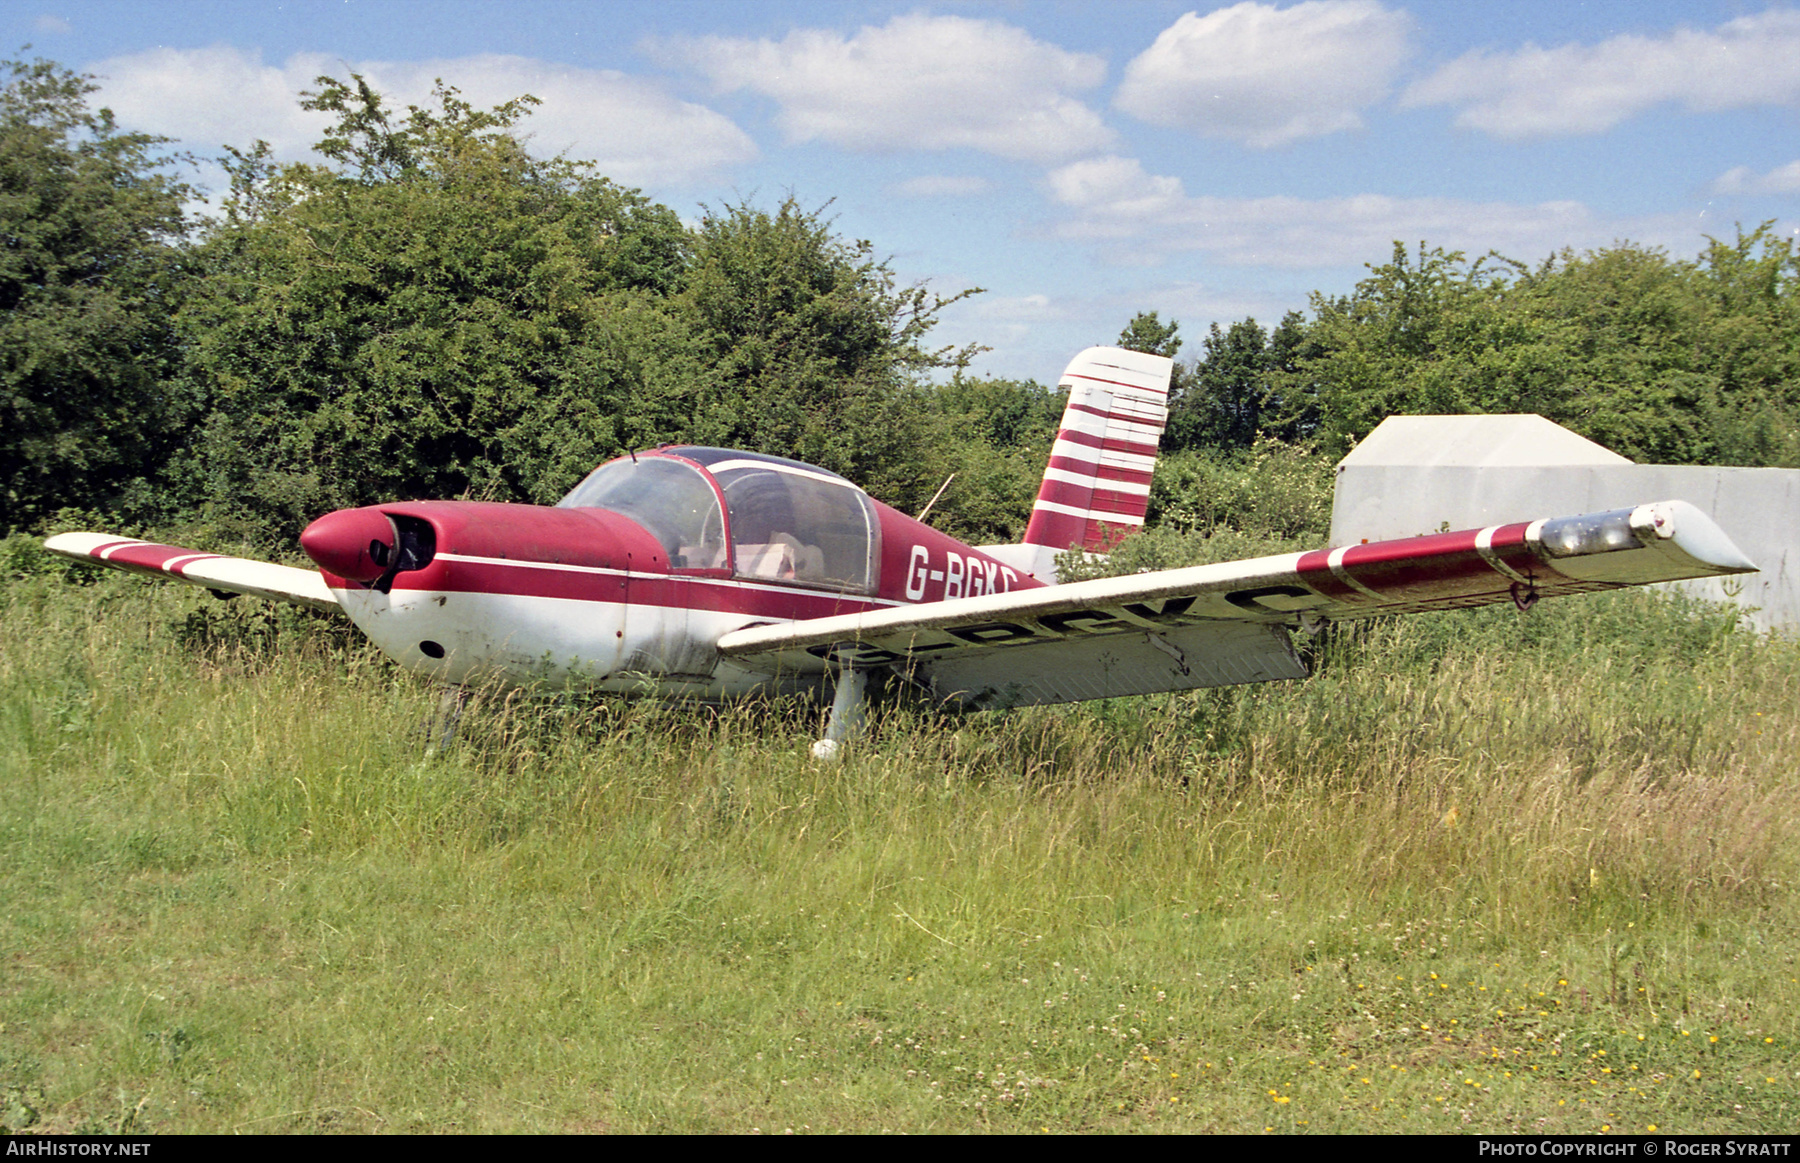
(1146, 439, 1333, 542)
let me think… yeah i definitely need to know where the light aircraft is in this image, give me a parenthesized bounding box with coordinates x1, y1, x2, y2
(47, 347, 1757, 758)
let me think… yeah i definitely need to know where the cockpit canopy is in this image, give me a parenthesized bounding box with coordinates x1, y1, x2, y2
(557, 447, 881, 594)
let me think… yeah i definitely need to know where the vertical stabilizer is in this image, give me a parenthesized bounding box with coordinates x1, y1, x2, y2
(1022, 346, 1172, 555)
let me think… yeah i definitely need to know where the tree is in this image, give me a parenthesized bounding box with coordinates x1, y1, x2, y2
(1681, 224, 1800, 466)
(909, 374, 1068, 543)
(1300, 234, 1800, 465)
(1301, 243, 1521, 451)
(1116, 310, 1182, 357)
(1165, 311, 1319, 452)
(0, 55, 193, 531)
(1170, 318, 1267, 451)
(181, 77, 982, 539)
(660, 197, 981, 510)
(179, 74, 693, 536)
(1510, 243, 1710, 463)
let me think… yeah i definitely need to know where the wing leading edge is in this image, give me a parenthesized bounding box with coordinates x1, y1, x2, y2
(717, 501, 1757, 709)
(44, 533, 339, 612)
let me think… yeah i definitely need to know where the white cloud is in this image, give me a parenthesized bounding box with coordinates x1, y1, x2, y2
(86, 46, 758, 188)
(1114, 1, 1413, 148)
(1712, 161, 1800, 196)
(88, 46, 337, 156)
(938, 292, 1081, 383)
(1046, 155, 1188, 225)
(661, 13, 1113, 163)
(1148, 281, 1303, 332)
(1044, 155, 1694, 268)
(33, 15, 73, 34)
(894, 175, 992, 198)
(1402, 10, 1800, 138)
(974, 293, 1059, 321)
(944, 282, 1304, 386)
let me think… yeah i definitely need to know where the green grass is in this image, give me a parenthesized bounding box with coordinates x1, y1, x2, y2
(3, 560, 1798, 1133)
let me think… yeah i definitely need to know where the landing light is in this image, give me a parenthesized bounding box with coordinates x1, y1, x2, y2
(1535, 509, 1643, 558)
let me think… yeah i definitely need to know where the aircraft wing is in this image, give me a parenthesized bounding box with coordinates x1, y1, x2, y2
(716, 500, 1757, 709)
(44, 533, 340, 612)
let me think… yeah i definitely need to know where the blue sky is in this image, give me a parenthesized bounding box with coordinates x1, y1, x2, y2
(11, 1, 1800, 384)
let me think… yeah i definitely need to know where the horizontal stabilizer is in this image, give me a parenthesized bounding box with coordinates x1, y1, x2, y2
(44, 533, 339, 612)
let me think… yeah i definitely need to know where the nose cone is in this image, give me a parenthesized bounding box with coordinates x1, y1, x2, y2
(301, 508, 393, 582)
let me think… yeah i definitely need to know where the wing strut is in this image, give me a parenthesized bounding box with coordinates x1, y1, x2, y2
(810, 668, 870, 762)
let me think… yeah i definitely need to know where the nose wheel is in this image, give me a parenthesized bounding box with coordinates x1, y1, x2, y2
(424, 683, 466, 754)
(810, 667, 869, 761)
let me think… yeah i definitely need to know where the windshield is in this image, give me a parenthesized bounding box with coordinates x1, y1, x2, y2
(556, 456, 727, 570)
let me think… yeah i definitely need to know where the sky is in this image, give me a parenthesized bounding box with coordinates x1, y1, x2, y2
(10, 0, 1800, 385)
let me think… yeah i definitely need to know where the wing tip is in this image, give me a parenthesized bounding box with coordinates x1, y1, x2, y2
(1637, 501, 1759, 575)
(42, 530, 341, 612)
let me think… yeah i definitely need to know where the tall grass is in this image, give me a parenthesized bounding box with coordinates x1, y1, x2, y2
(3, 554, 1797, 1132)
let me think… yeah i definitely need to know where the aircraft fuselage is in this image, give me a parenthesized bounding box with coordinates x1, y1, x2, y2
(299, 448, 1041, 697)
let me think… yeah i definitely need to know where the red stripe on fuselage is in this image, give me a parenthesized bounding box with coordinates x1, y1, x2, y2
(324, 491, 1038, 613)
(392, 556, 898, 621)
(871, 498, 1043, 602)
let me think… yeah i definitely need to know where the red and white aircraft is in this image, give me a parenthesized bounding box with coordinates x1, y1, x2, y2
(47, 347, 1757, 757)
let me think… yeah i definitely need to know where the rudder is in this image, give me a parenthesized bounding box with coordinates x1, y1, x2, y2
(1022, 345, 1172, 554)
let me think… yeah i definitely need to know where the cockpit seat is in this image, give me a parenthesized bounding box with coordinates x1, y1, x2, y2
(735, 534, 827, 582)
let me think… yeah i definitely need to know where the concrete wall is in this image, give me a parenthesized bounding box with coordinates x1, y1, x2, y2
(1330, 417, 1800, 631)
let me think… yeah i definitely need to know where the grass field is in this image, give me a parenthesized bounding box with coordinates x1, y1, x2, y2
(3, 550, 1797, 1134)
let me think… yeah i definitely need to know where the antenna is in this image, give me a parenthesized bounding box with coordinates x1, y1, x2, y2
(916, 473, 955, 522)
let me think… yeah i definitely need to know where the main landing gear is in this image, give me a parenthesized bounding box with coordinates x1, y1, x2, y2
(810, 667, 869, 762)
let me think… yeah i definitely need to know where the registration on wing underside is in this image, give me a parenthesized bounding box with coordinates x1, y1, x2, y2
(798, 587, 1313, 667)
(713, 537, 1527, 676)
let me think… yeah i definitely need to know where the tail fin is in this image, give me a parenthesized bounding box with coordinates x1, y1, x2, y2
(1022, 346, 1172, 554)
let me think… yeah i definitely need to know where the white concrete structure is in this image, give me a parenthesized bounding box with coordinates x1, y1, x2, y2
(1331, 415, 1799, 631)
